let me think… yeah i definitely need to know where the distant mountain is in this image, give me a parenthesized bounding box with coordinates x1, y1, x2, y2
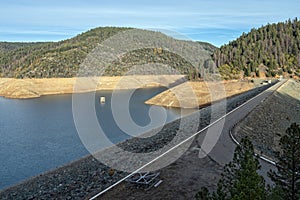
(0, 27, 216, 79)
(213, 18, 300, 79)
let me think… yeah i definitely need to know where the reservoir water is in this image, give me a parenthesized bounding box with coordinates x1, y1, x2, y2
(0, 88, 190, 190)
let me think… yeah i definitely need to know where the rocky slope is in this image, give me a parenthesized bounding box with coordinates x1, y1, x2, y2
(233, 79, 300, 159)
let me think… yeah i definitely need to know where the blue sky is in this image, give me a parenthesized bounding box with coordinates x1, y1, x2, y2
(0, 0, 299, 46)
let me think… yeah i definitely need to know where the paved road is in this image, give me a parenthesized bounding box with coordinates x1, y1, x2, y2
(196, 81, 285, 179)
(92, 80, 286, 199)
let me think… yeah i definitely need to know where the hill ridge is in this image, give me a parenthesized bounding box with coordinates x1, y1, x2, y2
(0, 27, 216, 79)
(213, 18, 300, 79)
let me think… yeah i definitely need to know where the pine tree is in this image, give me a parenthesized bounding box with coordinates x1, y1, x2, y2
(213, 18, 300, 78)
(195, 137, 267, 200)
(269, 123, 300, 200)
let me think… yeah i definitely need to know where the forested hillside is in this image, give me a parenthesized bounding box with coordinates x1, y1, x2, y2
(0, 27, 215, 79)
(0, 42, 43, 53)
(213, 18, 300, 79)
(0, 27, 130, 78)
(1, 19, 300, 80)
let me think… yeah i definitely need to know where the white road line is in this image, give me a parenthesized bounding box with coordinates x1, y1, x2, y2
(228, 81, 287, 166)
(90, 81, 282, 199)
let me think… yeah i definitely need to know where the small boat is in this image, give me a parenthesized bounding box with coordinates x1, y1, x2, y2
(100, 96, 105, 104)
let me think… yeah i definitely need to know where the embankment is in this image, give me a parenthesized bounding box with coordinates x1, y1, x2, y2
(233, 79, 300, 159)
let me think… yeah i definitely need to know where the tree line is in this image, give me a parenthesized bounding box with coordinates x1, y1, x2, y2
(213, 18, 300, 79)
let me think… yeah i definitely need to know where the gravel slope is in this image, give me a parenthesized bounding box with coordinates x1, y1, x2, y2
(233, 79, 300, 159)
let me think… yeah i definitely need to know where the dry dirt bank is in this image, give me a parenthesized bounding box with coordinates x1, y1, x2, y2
(145, 80, 256, 108)
(0, 75, 185, 99)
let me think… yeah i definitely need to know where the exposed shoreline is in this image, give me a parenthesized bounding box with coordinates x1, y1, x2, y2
(0, 76, 262, 110)
(0, 75, 185, 99)
(145, 80, 256, 108)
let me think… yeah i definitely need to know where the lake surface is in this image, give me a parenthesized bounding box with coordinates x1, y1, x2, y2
(0, 88, 193, 190)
